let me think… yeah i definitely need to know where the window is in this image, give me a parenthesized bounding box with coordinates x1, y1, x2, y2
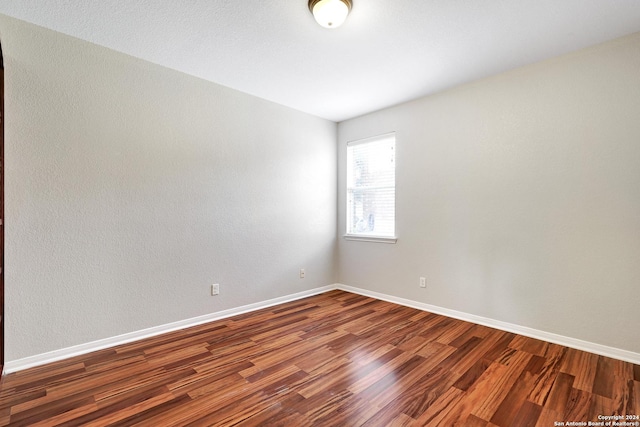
(346, 133, 396, 242)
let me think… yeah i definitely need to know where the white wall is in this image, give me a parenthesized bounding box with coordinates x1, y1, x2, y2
(2, 12, 639, 365)
(0, 14, 337, 362)
(338, 33, 640, 354)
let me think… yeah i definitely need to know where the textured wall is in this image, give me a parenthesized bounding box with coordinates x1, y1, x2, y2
(0, 15, 337, 361)
(338, 33, 640, 353)
(2, 12, 639, 364)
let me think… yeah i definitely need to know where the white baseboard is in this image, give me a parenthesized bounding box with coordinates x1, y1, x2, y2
(3, 285, 335, 374)
(335, 283, 640, 365)
(5, 282, 639, 374)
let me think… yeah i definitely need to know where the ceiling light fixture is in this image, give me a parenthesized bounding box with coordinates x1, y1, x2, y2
(308, 0, 352, 29)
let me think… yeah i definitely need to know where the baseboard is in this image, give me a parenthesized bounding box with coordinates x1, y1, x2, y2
(5, 282, 639, 374)
(335, 283, 640, 365)
(3, 285, 335, 374)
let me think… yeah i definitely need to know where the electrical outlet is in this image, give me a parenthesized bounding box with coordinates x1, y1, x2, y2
(211, 283, 220, 296)
(419, 277, 426, 288)
(300, 269, 305, 279)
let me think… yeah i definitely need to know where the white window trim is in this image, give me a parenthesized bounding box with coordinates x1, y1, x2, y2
(344, 234, 397, 244)
(346, 132, 396, 242)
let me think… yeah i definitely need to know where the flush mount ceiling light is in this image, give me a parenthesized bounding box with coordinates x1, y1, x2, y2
(308, 0, 352, 29)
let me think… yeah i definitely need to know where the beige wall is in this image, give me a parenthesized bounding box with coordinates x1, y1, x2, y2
(338, 33, 640, 354)
(0, 14, 337, 361)
(2, 12, 639, 363)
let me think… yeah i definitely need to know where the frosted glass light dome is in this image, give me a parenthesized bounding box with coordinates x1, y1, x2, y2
(309, 0, 352, 29)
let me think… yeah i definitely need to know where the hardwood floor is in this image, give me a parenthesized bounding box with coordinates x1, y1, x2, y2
(0, 290, 638, 426)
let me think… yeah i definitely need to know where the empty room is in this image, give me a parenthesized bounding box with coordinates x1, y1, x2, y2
(0, 1, 639, 426)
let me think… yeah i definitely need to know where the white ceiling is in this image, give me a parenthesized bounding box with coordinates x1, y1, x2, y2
(2, 1, 640, 122)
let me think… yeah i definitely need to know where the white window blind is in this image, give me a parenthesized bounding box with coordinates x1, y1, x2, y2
(346, 133, 396, 239)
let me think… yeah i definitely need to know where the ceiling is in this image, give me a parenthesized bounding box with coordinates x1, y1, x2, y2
(1, 1, 640, 122)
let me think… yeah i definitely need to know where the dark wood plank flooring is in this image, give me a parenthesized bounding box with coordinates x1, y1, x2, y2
(0, 290, 638, 426)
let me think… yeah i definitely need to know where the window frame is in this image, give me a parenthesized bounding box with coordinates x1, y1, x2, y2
(344, 132, 397, 244)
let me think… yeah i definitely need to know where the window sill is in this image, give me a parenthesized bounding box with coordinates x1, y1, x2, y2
(343, 235, 397, 244)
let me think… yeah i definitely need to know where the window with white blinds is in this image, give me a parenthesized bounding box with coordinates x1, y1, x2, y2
(346, 133, 396, 240)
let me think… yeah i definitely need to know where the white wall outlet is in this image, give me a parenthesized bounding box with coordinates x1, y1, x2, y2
(300, 269, 305, 279)
(419, 277, 426, 288)
(211, 283, 220, 296)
